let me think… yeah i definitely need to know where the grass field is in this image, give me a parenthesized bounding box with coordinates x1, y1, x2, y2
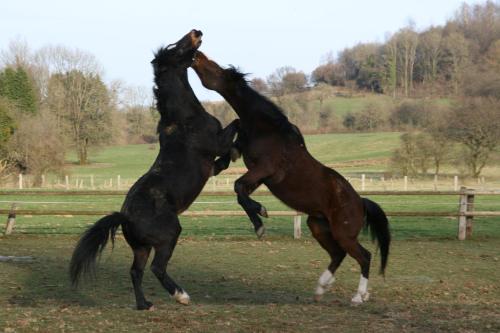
(58, 131, 500, 191)
(2, 122, 500, 331)
(1, 232, 499, 332)
(65, 132, 402, 180)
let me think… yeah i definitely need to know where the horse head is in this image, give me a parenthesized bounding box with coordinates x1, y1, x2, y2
(151, 29, 203, 73)
(191, 50, 227, 91)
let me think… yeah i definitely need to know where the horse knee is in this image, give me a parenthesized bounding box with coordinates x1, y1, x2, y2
(130, 268, 143, 279)
(150, 264, 163, 278)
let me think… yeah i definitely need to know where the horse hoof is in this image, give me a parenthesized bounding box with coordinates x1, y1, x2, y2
(259, 206, 268, 218)
(173, 290, 190, 305)
(137, 301, 154, 311)
(256, 225, 266, 239)
(313, 294, 323, 302)
(351, 293, 365, 306)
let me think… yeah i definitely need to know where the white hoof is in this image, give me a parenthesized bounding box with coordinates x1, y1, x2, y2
(314, 270, 335, 301)
(351, 292, 369, 305)
(172, 290, 190, 305)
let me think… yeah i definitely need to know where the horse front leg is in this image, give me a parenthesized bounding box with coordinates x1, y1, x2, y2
(213, 119, 240, 176)
(234, 168, 272, 238)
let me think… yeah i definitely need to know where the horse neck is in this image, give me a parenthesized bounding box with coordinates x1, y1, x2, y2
(220, 85, 283, 125)
(219, 85, 256, 121)
(154, 69, 200, 123)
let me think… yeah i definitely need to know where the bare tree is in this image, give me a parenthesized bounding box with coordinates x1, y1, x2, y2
(7, 111, 65, 186)
(383, 33, 398, 98)
(423, 109, 454, 176)
(249, 77, 269, 95)
(47, 70, 113, 164)
(0, 38, 32, 69)
(396, 25, 419, 97)
(445, 97, 500, 177)
(266, 66, 305, 97)
(418, 27, 443, 93)
(442, 32, 470, 95)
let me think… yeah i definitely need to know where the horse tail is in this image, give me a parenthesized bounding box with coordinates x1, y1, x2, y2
(69, 212, 127, 287)
(362, 198, 391, 275)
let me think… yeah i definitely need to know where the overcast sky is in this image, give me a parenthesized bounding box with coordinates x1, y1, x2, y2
(0, 0, 484, 101)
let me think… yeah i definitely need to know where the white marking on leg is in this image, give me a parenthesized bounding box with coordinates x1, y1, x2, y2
(351, 275, 369, 305)
(172, 289, 190, 305)
(314, 269, 335, 301)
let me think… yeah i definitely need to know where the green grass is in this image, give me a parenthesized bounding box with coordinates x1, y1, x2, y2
(3, 192, 500, 239)
(323, 94, 396, 118)
(0, 234, 499, 332)
(63, 132, 402, 182)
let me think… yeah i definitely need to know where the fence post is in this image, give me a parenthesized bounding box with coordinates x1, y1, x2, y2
(361, 174, 365, 191)
(454, 176, 458, 191)
(4, 203, 16, 235)
(90, 175, 94, 189)
(65, 175, 69, 190)
(457, 187, 468, 240)
(404, 176, 408, 191)
(41, 174, 45, 188)
(117, 175, 121, 189)
(18, 174, 23, 189)
(293, 215, 302, 239)
(466, 190, 475, 238)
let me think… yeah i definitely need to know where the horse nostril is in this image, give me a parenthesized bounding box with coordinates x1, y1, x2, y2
(195, 30, 203, 38)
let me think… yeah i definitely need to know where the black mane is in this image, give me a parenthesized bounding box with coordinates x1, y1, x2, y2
(225, 66, 305, 145)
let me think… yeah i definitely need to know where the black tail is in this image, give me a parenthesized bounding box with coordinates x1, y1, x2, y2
(362, 198, 391, 275)
(69, 212, 127, 287)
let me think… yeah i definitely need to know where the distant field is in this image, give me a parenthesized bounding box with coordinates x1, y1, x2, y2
(62, 130, 500, 191)
(65, 132, 402, 181)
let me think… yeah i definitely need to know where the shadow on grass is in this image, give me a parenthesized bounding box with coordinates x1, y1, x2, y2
(3, 239, 329, 310)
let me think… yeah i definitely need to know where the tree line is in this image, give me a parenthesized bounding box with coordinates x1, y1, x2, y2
(0, 1, 499, 185)
(0, 41, 164, 185)
(206, 1, 500, 178)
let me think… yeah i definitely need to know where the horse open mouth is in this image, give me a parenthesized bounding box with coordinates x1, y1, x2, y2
(192, 30, 203, 49)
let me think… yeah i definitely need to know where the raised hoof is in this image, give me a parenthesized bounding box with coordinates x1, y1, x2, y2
(137, 301, 154, 311)
(172, 290, 190, 306)
(259, 206, 269, 218)
(230, 148, 241, 162)
(351, 292, 369, 305)
(255, 225, 266, 239)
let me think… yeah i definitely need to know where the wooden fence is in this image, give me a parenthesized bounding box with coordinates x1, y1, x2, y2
(2, 188, 500, 240)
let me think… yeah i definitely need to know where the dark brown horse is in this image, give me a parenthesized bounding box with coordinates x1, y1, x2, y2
(192, 51, 390, 304)
(70, 30, 240, 310)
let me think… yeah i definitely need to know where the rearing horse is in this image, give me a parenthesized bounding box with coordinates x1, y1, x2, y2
(192, 51, 390, 304)
(70, 30, 239, 310)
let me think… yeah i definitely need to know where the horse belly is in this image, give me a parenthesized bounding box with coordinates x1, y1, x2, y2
(266, 177, 327, 217)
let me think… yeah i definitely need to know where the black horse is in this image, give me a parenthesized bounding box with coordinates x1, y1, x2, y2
(70, 30, 239, 310)
(192, 51, 390, 305)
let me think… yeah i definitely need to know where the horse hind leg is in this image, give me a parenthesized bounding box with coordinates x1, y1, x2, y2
(333, 233, 372, 305)
(150, 216, 190, 305)
(130, 246, 153, 310)
(307, 216, 346, 302)
(350, 243, 372, 305)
